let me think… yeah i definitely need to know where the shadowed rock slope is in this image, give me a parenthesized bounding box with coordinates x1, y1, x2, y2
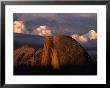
(14, 35, 91, 69)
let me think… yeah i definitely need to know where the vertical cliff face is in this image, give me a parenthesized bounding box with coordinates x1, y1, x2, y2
(41, 36, 60, 69)
(40, 35, 90, 69)
(41, 36, 53, 66)
(14, 35, 91, 69)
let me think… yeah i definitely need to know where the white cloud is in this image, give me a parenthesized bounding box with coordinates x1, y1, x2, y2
(79, 35, 89, 43)
(88, 30, 97, 40)
(32, 25, 52, 36)
(13, 21, 26, 33)
(71, 34, 79, 40)
(71, 30, 97, 43)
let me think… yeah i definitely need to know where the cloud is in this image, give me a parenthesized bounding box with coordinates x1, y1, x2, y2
(72, 13, 97, 19)
(31, 25, 52, 36)
(71, 30, 97, 43)
(13, 20, 52, 36)
(88, 30, 97, 40)
(14, 13, 58, 22)
(13, 21, 26, 33)
(14, 13, 97, 35)
(79, 35, 89, 43)
(71, 34, 79, 40)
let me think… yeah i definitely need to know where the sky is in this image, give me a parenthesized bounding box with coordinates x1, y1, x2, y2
(13, 13, 97, 35)
(13, 13, 97, 61)
(13, 13, 97, 43)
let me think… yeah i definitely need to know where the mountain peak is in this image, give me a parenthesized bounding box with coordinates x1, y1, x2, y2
(41, 35, 90, 69)
(14, 35, 91, 69)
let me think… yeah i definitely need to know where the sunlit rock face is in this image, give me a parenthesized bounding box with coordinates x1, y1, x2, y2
(14, 45, 43, 67)
(14, 45, 36, 66)
(14, 35, 91, 69)
(41, 35, 90, 69)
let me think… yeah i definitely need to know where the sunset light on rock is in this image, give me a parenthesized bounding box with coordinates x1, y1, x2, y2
(13, 13, 97, 75)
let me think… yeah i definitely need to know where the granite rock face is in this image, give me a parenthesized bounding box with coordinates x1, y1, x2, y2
(14, 35, 91, 69)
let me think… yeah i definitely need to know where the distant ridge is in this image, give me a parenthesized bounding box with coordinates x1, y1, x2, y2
(14, 33, 44, 48)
